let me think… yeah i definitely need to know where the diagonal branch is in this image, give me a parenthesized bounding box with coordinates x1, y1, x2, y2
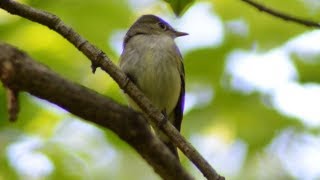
(0, 43, 193, 180)
(0, 0, 224, 179)
(241, 0, 320, 28)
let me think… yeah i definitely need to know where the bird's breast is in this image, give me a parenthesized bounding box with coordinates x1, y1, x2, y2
(134, 35, 181, 114)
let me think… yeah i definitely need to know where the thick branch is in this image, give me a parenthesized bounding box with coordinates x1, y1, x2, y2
(241, 0, 320, 28)
(0, 0, 224, 179)
(0, 43, 193, 180)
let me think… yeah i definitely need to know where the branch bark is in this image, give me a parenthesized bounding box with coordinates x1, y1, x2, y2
(0, 43, 193, 180)
(0, 0, 224, 179)
(241, 0, 320, 28)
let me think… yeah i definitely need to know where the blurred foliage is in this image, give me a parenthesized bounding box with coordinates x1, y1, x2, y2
(164, 0, 195, 16)
(0, 0, 320, 179)
(292, 55, 320, 83)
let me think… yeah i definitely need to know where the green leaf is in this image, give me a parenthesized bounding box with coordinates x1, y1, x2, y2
(163, 0, 194, 16)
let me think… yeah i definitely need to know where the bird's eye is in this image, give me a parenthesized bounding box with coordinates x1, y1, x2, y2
(158, 22, 167, 31)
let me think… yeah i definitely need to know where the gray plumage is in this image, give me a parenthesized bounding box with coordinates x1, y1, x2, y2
(119, 15, 186, 158)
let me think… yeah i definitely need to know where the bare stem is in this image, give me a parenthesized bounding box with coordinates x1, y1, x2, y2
(241, 0, 320, 28)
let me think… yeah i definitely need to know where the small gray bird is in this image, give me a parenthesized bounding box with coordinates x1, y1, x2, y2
(119, 15, 187, 158)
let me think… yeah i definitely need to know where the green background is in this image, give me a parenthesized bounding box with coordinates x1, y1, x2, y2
(1, 0, 320, 179)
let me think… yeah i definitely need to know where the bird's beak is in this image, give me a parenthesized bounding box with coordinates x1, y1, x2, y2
(174, 30, 188, 37)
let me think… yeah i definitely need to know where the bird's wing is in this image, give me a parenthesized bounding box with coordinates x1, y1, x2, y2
(173, 53, 185, 132)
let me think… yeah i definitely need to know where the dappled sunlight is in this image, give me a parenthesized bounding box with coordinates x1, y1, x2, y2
(4, 118, 120, 179)
(184, 85, 214, 114)
(175, 2, 224, 52)
(225, 30, 320, 127)
(109, 30, 126, 56)
(6, 137, 54, 179)
(222, 28, 320, 178)
(226, 49, 297, 93)
(204, 119, 237, 143)
(190, 134, 247, 179)
(272, 82, 320, 127)
(285, 30, 320, 60)
(127, 0, 157, 11)
(267, 128, 320, 179)
(52, 119, 118, 167)
(225, 18, 249, 37)
(300, 0, 320, 13)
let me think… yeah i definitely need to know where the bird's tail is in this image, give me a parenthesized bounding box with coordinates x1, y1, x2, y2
(151, 115, 179, 160)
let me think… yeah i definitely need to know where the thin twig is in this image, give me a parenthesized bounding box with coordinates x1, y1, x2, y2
(0, 0, 224, 179)
(241, 0, 320, 28)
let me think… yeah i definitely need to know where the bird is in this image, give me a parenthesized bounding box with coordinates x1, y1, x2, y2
(119, 14, 187, 158)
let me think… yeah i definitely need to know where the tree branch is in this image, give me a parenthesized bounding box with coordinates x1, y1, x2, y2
(0, 0, 224, 179)
(241, 0, 320, 28)
(5, 84, 19, 121)
(0, 43, 194, 180)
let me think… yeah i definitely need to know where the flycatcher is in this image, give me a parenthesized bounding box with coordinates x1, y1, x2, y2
(119, 14, 187, 158)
